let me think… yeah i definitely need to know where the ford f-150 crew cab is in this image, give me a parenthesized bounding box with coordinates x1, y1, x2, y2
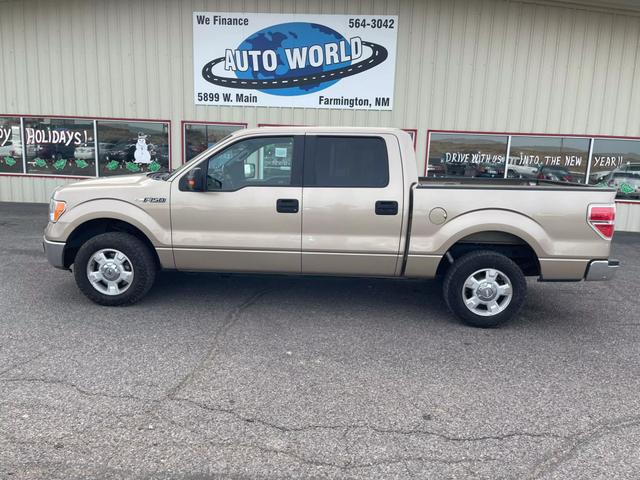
(44, 127, 619, 327)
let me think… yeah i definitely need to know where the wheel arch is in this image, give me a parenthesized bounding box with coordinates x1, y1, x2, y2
(63, 218, 160, 269)
(436, 230, 541, 278)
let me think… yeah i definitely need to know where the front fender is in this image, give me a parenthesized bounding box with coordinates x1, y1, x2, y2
(44, 198, 172, 247)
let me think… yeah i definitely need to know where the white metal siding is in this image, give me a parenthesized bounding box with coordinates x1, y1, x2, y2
(1, 0, 640, 207)
(616, 203, 640, 232)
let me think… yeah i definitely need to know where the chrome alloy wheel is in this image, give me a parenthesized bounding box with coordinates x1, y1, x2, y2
(461, 268, 513, 317)
(86, 248, 134, 296)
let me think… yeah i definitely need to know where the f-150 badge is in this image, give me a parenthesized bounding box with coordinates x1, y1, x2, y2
(135, 197, 166, 203)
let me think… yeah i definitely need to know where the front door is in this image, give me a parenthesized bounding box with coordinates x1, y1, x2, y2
(301, 134, 405, 276)
(171, 135, 303, 273)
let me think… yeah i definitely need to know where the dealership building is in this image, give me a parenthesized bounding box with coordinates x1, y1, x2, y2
(1, 0, 639, 231)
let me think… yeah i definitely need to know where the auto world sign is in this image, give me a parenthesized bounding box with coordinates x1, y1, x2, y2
(193, 12, 398, 110)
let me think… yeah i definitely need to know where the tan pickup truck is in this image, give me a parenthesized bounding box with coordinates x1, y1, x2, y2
(44, 127, 619, 327)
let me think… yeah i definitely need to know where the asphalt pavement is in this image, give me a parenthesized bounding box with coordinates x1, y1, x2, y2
(1, 202, 639, 480)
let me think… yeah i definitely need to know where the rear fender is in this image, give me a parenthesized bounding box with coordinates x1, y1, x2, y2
(410, 209, 549, 257)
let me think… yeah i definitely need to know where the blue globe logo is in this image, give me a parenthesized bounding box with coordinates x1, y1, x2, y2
(235, 22, 352, 96)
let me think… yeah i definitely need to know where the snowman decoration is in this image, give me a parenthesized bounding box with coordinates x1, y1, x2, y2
(134, 133, 152, 164)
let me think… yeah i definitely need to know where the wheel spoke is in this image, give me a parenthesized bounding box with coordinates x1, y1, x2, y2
(106, 281, 119, 295)
(464, 277, 480, 289)
(486, 269, 498, 280)
(487, 300, 500, 314)
(465, 296, 481, 309)
(498, 284, 512, 296)
(88, 271, 103, 283)
(115, 252, 126, 265)
(119, 271, 133, 284)
(93, 252, 108, 266)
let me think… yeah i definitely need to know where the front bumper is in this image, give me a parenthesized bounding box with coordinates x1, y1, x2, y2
(585, 259, 619, 281)
(43, 236, 67, 270)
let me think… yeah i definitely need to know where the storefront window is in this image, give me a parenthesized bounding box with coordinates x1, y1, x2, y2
(427, 133, 508, 178)
(0, 116, 23, 174)
(24, 117, 96, 176)
(184, 122, 246, 162)
(96, 120, 169, 176)
(590, 138, 640, 199)
(508, 136, 590, 183)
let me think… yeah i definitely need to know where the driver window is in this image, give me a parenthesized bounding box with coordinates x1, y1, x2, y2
(206, 136, 294, 191)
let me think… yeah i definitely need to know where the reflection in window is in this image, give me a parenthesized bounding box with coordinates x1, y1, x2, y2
(591, 139, 640, 199)
(24, 117, 96, 176)
(427, 133, 508, 178)
(0, 117, 23, 174)
(97, 120, 169, 176)
(508, 136, 589, 183)
(184, 123, 245, 162)
(206, 136, 294, 191)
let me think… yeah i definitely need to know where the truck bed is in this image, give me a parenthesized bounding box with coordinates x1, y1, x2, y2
(417, 176, 615, 191)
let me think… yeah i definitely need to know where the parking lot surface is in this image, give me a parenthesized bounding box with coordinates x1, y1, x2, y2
(1, 202, 639, 479)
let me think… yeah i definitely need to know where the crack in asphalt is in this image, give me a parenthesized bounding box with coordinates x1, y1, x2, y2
(528, 414, 640, 479)
(0, 377, 152, 402)
(0, 376, 564, 444)
(0, 352, 46, 377)
(164, 288, 272, 400)
(0, 376, 551, 474)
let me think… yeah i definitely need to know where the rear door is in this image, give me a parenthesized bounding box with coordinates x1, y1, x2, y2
(301, 134, 404, 276)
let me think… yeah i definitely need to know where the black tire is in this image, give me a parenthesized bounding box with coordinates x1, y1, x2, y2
(73, 232, 157, 306)
(443, 250, 526, 328)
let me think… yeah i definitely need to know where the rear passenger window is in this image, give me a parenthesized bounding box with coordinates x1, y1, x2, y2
(305, 136, 389, 187)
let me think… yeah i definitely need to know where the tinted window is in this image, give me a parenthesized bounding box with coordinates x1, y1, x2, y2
(206, 136, 294, 191)
(427, 133, 508, 179)
(305, 136, 389, 187)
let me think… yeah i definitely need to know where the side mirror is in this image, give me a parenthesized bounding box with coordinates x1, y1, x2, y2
(244, 163, 256, 179)
(179, 167, 206, 192)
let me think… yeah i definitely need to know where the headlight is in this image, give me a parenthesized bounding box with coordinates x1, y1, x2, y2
(49, 199, 66, 223)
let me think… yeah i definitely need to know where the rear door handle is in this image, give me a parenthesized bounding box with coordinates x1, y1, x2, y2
(276, 198, 299, 213)
(375, 200, 398, 215)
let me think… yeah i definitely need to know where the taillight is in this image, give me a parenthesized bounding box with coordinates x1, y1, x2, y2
(588, 204, 616, 240)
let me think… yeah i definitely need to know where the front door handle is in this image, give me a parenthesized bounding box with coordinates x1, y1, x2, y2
(276, 198, 299, 213)
(375, 200, 398, 215)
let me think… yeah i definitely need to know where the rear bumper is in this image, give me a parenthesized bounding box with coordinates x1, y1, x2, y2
(43, 237, 67, 270)
(585, 259, 619, 281)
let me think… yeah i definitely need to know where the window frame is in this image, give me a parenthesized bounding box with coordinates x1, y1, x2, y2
(95, 119, 172, 177)
(179, 134, 304, 192)
(303, 135, 390, 189)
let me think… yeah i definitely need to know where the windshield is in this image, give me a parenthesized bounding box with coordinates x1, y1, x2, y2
(166, 133, 235, 181)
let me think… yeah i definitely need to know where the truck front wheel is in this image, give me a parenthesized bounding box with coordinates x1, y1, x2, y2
(443, 250, 526, 328)
(73, 232, 156, 306)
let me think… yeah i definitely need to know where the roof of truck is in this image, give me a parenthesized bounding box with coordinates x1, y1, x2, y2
(234, 126, 410, 136)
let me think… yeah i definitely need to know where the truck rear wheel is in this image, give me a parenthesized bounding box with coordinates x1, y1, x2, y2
(443, 250, 526, 328)
(73, 232, 156, 306)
